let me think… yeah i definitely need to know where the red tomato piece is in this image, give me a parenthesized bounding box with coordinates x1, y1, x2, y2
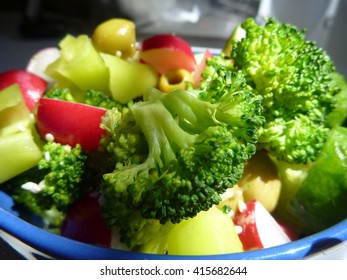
(0, 70, 47, 111)
(140, 34, 196, 74)
(36, 98, 107, 151)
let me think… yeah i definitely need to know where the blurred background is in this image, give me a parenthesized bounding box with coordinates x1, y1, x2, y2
(0, 0, 346, 77)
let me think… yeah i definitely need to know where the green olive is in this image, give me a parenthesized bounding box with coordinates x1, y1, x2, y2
(92, 18, 136, 59)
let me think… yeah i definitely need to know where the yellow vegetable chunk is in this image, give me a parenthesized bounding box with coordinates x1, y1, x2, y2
(0, 85, 32, 134)
(0, 131, 42, 183)
(167, 206, 243, 255)
(238, 151, 281, 213)
(101, 53, 158, 103)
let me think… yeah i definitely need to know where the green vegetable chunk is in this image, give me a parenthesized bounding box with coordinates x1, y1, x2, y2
(0, 131, 42, 184)
(288, 126, 347, 233)
(101, 53, 158, 104)
(0, 84, 42, 183)
(45, 34, 110, 95)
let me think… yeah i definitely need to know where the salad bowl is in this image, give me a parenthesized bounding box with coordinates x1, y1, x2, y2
(1, 16, 347, 260)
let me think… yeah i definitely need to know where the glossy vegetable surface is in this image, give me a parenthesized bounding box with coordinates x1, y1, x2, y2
(0, 70, 47, 111)
(92, 18, 136, 59)
(36, 98, 107, 151)
(140, 34, 197, 74)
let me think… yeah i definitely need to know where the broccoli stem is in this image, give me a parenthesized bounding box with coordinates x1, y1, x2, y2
(163, 90, 216, 130)
(130, 100, 197, 168)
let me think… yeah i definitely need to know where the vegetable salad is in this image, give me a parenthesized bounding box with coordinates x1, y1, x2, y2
(1, 17, 347, 256)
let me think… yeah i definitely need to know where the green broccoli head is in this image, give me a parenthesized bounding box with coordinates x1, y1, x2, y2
(231, 17, 340, 164)
(83, 89, 123, 110)
(9, 141, 89, 216)
(327, 73, 347, 127)
(100, 66, 264, 230)
(258, 115, 330, 163)
(197, 58, 265, 143)
(100, 105, 147, 165)
(44, 87, 76, 102)
(44, 87, 122, 110)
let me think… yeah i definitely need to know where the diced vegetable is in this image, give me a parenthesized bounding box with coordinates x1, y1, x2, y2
(140, 34, 197, 74)
(167, 206, 243, 255)
(45, 34, 110, 95)
(238, 151, 281, 213)
(288, 126, 347, 233)
(0, 131, 42, 184)
(0, 84, 42, 183)
(36, 98, 107, 151)
(234, 200, 291, 251)
(26, 47, 60, 83)
(0, 70, 47, 111)
(101, 53, 158, 103)
(61, 192, 112, 247)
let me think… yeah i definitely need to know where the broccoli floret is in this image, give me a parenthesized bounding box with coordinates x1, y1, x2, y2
(44, 87, 123, 110)
(100, 104, 147, 165)
(230, 17, 340, 164)
(327, 73, 347, 127)
(5, 141, 89, 225)
(100, 63, 264, 236)
(83, 89, 123, 110)
(198, 54, 235, 96)
(44, 87, 76, 102)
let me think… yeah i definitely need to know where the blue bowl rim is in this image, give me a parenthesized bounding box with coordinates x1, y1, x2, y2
(1, 190, 347, 260)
